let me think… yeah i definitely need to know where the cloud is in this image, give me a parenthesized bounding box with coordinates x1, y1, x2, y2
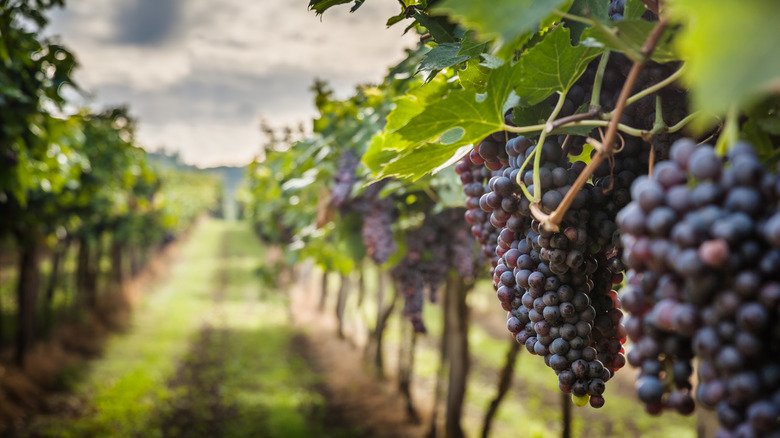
(140, 121, 263, 167)
(113, 0, 184, 46)
(46, 0, 419, 166)
(92, 67, 322, 124)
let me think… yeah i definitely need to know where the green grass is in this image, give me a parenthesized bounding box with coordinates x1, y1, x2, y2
(35, 220, 225, 437)
(29, 219, 359, 438)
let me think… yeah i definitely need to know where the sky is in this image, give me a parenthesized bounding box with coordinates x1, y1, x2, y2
(46, 0, 418, 167)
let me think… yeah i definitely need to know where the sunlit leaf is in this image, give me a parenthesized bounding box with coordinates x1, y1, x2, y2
(515, 26, 604, 105)
(669, 0, 780, 116)
(396, 61, 521, 149)
(432, 0, 569, 44)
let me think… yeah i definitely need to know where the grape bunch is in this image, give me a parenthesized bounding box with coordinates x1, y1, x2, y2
(469, 134, 628, 408)
(454, 8, 703, 414)
(360, 195, 396, 265)
(352, 181, 397, 266)
(330, 149, 360, 209)
(618, 139, 780, 436)
(328, 152, 398, 265)
(456, 146, 503, 275)
(392, 208, 476, 333)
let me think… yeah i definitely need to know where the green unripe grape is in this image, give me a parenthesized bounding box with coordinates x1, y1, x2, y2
(572, 394, 590, 407)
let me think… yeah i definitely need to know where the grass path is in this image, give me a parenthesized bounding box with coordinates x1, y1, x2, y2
(23, 219, 352, 438)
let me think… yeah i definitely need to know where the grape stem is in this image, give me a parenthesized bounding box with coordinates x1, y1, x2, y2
(650, 95, 665, 135)
(534, 19, 671, 232)
(555, 119, 645, 137)
(548, 108, 601, 132)
(666, 112, 700, 133)
(532, 91, 568, 201)
(504, 118, 644, 137)
(590, 51, 611, 109)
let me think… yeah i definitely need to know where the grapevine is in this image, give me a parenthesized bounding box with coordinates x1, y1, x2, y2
(268, 0, 780, 435)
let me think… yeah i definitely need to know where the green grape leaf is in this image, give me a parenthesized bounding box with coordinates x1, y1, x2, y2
(670, 0, 780, 117)
(377, 142, 467, 181)
(385, 75, 451, 133)
(396, 60, 520, 149)
(624, 0, 646, 19)
(515, 26, 604, 106)
(458, 31, 489, 58)
(363, 132, 408, 172)
(581, 20, 678, 63)
(385, 97, 424, 133)
(458, 59, 490, 93)
(418, 42, 470, 73)
(432, 0, 569, 44)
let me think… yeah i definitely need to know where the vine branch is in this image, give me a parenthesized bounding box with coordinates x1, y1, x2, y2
(534, 20, 671, 232)
(548, 108, 601, 132)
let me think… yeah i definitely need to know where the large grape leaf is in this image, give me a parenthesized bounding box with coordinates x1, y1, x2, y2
(458, 59, 490, 93)
(365, 61, 520, 180)
(384, 75, 451, 133)
(374, 140, 466, 181)
(669, 0, 780, 117)
(515, 26, 604, 106)
(396, 60, 520, 148)
(362, 131, 409, 173)
(432, 0, 569, 44)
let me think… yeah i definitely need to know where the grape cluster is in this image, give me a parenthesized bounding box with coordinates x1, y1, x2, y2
(360, 195, 396, 265)
(618, 139, 780, 436)
(392, 208, 476, 333)
(330, 149, 360, 209)
(456, 148, 502, 274)
(329, 151, 398, 265)
(352, 181, 397, 265)
(464, 30, 697, 407)
(467, 134, 628, 407)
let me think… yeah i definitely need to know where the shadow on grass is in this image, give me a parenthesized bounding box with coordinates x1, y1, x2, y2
(135, 325, 366, 438)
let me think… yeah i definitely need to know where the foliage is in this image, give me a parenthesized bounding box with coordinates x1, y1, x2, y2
(307, 0, 779, 181)
(242, 0, 780, 434)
